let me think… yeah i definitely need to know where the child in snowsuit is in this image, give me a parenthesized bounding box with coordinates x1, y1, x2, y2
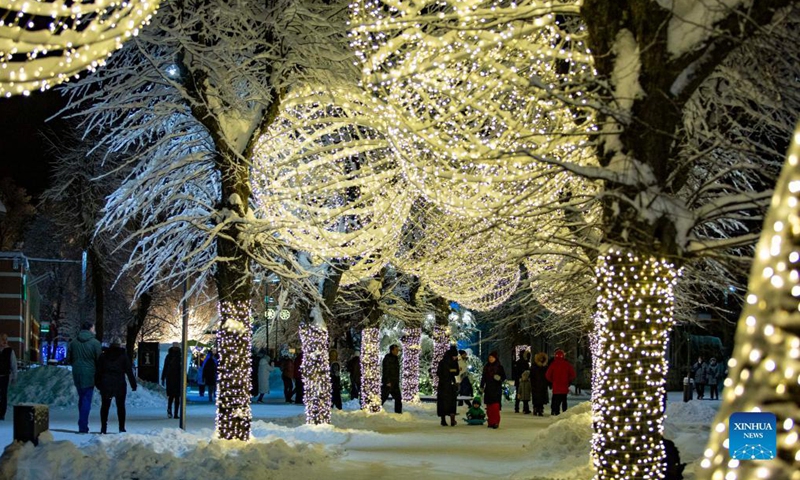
(465, 397, 486, 425)
(516, 370, 532, 414)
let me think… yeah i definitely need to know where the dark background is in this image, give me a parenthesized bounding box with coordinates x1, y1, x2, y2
(0, 90, 68, 198)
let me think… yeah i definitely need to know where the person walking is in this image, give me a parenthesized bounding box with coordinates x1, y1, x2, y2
(67, 322, 102, 433)
(293, 351, 304, 404)
(330, 350, 343, 410)
(381, 344, 402, 413)
(517, 370, 532, 414)
(255, 349, 274, 403)
(161, 342, 183, 418)
(545, 349, 576, 415)
(706, 357, 723, 400)
(202, 351, 219, 403)
(280, 354, 295, 403)
(691, 356, 708, 400)
(437, 346, 460, 426)
(512, 349, 530, 413)
(346, 354, 361, 402)
(196, 350, 206, 397)
(97, 337, 137, 434)
(530, 352, 550, 416)
(480, 351, 506, 429)
(0, 333, 18, 421)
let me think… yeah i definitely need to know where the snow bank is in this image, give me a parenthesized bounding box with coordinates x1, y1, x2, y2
(0, 428, 336, 480)
(665, 400, 719, 426)
(8, 365, 165, 409)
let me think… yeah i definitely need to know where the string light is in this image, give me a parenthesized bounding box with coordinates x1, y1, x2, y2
(401, 328, 422, 402)
(216, 300, 253, 441)
(251, 85, 412, 283)
(699, 123, 800, 480)
(349, 0, 596, 219)
(430, 325, 449, 395)
(360, 327, 382, 413)
(299, 322, 332, 425)
(0, 0, 160, 96)
(592, 249, 680, 480)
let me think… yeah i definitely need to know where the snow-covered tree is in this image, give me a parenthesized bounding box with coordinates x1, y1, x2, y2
(58, 0, 356, 440)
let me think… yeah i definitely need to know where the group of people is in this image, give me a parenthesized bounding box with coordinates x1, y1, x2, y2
(67, 322, 137, 434)
(690, 356, 725, 400)
(279, 351, 304, 404)
(192, 348, 219, 404)
(513, 349, 577, 417)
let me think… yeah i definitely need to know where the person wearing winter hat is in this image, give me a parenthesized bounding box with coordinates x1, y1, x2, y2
(530, 352, 550, 416)
(545, 349, 576, 415)
(465, 396, 486, 425)
(480, 351, 506, 429)
(437, 345, 460, 426)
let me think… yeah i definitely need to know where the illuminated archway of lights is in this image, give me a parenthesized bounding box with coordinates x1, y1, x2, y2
(216, 301, 253, 440)
(349, 0, 596, 218)
(0, 0, 160, 96)
(252, 86, 412, 281)
(401, 328, 422, 402)
(592, 249, 681, 480)
(698, 124, 800, 480)
(299, 322, 332, 425)
(360, 327, 383, 413)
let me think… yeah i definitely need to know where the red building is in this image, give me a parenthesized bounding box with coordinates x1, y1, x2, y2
(0, 252, 42, 363)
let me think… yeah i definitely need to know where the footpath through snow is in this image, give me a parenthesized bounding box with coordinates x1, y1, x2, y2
(0, 365, 718, 480)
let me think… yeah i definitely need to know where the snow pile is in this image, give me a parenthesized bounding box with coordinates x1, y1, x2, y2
(0, 427, 337, 480)
(665, 400, 719, 426)
(529, 402, 593, 460)
(8, 365, 165, 409)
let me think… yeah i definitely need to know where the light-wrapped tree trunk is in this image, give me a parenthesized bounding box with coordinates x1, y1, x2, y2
(430, 324, 449, 395)
(401, 328, 422, 402)
(361, 327, 382, 413)
(299, 322, 332, 425)
(698, 124, 800, 480)
(593, 249, 680, 479)
(216, 299, 253, 440)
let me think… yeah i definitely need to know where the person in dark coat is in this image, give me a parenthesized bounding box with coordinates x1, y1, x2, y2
(97, 338, 137, 433)
(293, 351, 304, 404)
(0, 333, 18, 422)
(67, 322, 102, 433)
(346, 354, 361, 402)
(161, 342, 183, 418)
(202, 351, 219, 403)
(280, 354, 295, 403)
(437, 346, 460, 426)
(480, 351, 506, 429)
(512, 349, 530, 413)
(530, 351, 550, 416)
(706, 358, 724, 400)
(330, 350, 343, 410)
(381, 344, 402, 413)
(545, 349, 576, 415)
(691, 356, 708, 399)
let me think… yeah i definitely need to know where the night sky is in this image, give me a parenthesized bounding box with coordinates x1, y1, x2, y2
(0, 90, 69, 198)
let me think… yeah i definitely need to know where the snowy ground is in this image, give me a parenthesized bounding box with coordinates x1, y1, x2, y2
(0, 366, 718, 480)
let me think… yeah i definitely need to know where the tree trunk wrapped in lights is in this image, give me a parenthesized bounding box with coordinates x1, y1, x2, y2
(430, 324, 449, 395)
(593, 249, 680, 480)
(360, 327, 382, 413)
(299, 319, 332, 425)
(216, 300, 253, 440)
(698, 124, 800, 480)
(401, 328, 422, 403)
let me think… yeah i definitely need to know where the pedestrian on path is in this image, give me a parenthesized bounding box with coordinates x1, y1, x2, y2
(530, 352, 550, 416)
(437, 346, 460, 426)
(381, 344, 402, 413)
(480, 351, 506, 429)
(67, 322, 102, 433)
(202, 351, 219, 403)
(97, 337, 137, 434)
(255, 349, 274, 403)
(0, 333, 18, 421)
(330, 350, 343, 410)
(545, 349, 576, 415)
(162, 342, 183, 418)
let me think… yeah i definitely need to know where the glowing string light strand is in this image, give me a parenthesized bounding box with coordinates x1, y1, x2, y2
(0, 0, 161, 96)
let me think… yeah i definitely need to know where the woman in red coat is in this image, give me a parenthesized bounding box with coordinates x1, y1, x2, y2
(545, 349, 576, 415)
